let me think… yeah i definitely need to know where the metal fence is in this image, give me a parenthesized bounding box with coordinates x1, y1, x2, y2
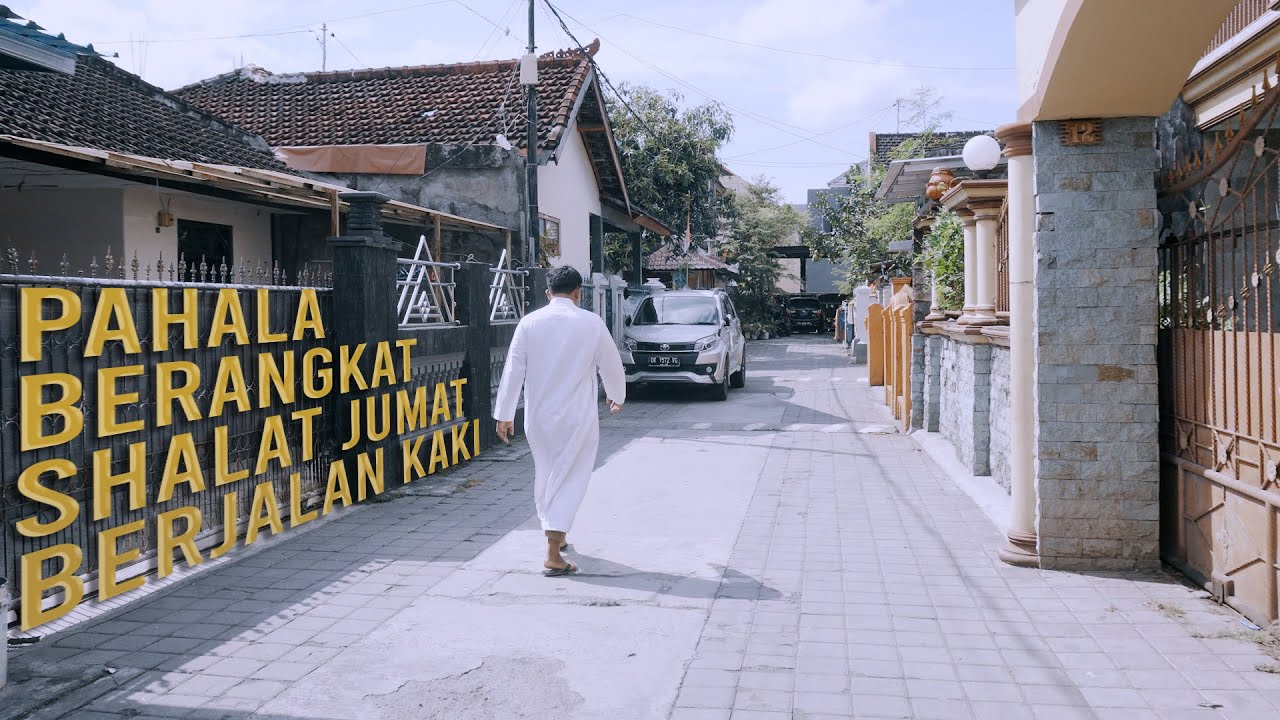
(1157, 78, 1280, 624)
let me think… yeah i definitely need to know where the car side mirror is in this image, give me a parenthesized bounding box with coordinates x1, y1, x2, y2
(624, 316, 632, 326)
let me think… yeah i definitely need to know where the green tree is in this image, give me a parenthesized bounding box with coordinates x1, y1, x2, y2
(722, 179, 808, 333)
(805, 86, 954, 291)
(921, 209, 965, 309)
(603, 84, 735, 276)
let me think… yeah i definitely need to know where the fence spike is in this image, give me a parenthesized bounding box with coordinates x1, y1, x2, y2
(178, 253, 187, 282)
(239, 257, 248, 285)
(60, 252, 69, 277)
(89, 256, 98, 277)
(257, 259, 266, 284)
(27, 251, 37, 275)
(156, 251, 165, 280)
(145, 264, 151, 281)
(272, 260, 280, 286)
(200, 255, 209, 284)
(104, 245, 115, 276)
(6, 245, 18, 274)
(131, 250, 139, 280)
(168, 261, 175, 281)
(1264, 71, 1272, 92)
(220, 257, 228, 284)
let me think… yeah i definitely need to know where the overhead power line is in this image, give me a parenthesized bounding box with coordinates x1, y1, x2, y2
(91, 0, 477, 46)
(724, 104, 894, 160)
(542, 1, 864, 160)
(609, 13, 1016, 72)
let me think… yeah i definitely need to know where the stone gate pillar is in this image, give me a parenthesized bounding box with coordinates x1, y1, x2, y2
(1032, 118, 1161, 571)
(329, 191, 403, 482)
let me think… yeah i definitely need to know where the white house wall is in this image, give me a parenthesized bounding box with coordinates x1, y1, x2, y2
(0, 187, 123, 273)
(122, 187, 273, 271)
(537, 119, 601, 275)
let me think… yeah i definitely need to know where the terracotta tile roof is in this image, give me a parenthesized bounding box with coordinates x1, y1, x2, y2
(0, 54, 292, 171)
(174, 40, 602, 153)
(646, 244, 733, 272)
(869, 130, 989, 168)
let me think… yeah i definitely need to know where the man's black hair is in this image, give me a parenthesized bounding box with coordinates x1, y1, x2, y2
(548, 265, 583, 295)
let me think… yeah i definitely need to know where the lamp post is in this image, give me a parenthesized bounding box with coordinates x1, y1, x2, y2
(963, 134, 1002, 179)
(961, 135, 1002, 327)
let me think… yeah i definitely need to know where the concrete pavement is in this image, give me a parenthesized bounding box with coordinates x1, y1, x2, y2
(3, 337, 1279, 719)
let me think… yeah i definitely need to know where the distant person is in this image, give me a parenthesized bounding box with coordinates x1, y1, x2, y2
(494, 266, 626, 576)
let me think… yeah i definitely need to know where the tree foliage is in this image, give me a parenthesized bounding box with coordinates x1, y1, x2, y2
(921, 209, 965, 310)
(722, 179, 808, 333)
(603, 84, 735, 276)
(804, 86, 954, 292)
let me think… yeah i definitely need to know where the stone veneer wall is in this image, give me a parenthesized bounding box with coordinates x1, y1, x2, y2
(1032, 118, 1161, 571)
(923, 335, 943, 433)
(938, 336, 991, 476)
(989, 344, 1012, 492)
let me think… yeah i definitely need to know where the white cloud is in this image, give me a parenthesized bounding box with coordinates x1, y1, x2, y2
(6, 0, 1016, 201)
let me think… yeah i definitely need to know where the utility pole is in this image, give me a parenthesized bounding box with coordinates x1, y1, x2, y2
(523, 0, 540, 267)
(895, 99, 901, 133)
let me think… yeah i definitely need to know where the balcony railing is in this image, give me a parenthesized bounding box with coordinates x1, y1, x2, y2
(1205, 0, 1275, 56)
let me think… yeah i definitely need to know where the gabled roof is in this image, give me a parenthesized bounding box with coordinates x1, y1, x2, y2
(645, 244, 735, 273)
(0, 54, 292, 171)
(0, 6, 97, 73)
(175, 41, 602, 156)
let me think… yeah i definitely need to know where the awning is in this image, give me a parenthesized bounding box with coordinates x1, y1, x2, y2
(875, 154, 1008, 205)
(0, 135, 507, 234)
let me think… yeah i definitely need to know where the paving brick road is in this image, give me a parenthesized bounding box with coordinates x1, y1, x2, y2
(3, 337, 1279, 720)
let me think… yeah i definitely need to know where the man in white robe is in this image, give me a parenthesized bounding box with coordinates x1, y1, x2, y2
(494, 265, 626, 576)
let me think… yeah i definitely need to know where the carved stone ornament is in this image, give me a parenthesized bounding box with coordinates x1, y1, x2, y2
(925, 167, 956, 201)
(1060, 119, 1104, 146)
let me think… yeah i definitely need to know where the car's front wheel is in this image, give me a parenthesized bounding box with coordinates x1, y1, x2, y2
(711, 363, 729, 401)
(730, 351, 746, 389)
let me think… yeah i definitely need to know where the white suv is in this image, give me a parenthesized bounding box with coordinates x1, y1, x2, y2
(619, 290, 746, 401)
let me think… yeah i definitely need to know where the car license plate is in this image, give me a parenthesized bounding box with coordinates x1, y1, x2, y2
(648, 356, 679, 367)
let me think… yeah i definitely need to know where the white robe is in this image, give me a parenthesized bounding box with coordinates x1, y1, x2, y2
(493, 297, 626, 532)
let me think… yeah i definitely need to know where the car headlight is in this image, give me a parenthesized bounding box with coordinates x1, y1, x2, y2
(623, 336, 638, 351)
(694, 334, 720, 352)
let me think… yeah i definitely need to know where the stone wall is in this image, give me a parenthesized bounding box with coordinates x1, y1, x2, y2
(938, 336, 991, 476)
(1032, 117, 1161, 571)
(923, 334, 943, 432)
(317, 143, 522, 266)
(989, 344, 1012, 492)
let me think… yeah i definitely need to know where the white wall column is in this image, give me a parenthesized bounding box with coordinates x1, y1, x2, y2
(996, 122, 1039, 567)
(969, 202, 1001, 326)
(957, 210, 977, 324)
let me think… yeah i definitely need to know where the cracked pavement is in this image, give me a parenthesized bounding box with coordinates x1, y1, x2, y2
(3, 337, 1280, 719)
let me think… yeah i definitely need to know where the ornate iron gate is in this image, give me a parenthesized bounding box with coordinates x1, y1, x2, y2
(1158, 69, 1280, 624)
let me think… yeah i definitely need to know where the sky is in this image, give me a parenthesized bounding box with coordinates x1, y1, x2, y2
(11, 0, 1017, 203)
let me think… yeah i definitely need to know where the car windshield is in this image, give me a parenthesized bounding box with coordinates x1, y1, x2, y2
(633, 296, 720, 325)
(789, 298, 820, 309)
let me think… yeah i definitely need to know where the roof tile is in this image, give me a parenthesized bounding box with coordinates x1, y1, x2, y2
(174, 41, 600, 152)
(0, 54, 292, 171)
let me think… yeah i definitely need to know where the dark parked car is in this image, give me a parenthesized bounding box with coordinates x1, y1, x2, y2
(784, 295, 826, 334)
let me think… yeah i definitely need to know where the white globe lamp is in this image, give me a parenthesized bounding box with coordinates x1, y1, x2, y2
(962, 134, 1002, 173)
